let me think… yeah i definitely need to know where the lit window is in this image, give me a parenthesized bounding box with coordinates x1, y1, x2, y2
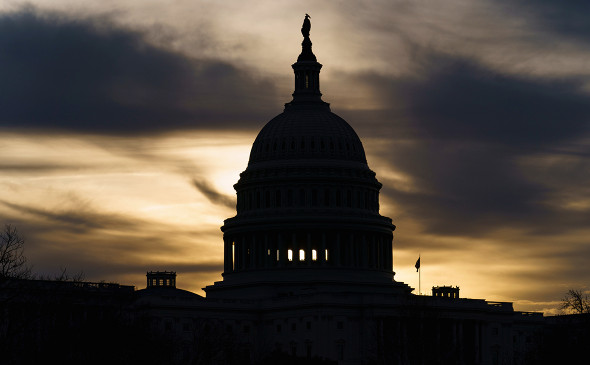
(299, 249, 305, 261)
(325, 249, 329, 261)
(312, 249, 317, 261)
(288, 249, 293, 261)
(277, 250, 280, 261)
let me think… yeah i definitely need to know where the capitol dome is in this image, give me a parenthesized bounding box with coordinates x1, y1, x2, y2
(205, 16, 410, 298)
(248, 107, 367, 165)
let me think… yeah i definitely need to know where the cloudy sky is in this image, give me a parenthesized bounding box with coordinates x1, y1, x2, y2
(1, 0, 589, 314)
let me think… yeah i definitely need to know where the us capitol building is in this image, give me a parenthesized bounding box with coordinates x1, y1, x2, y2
(140, 16, 543, 364)
(0, 16, 552, 365)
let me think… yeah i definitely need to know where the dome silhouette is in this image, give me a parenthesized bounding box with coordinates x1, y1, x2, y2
(205, 15, 407, 297)
(248, 107, 367, 165)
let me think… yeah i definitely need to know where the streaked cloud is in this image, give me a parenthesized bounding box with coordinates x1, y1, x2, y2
(0, 7, 280, 135)
(1, 0, 589, 311)
(192, 178, 235, 210)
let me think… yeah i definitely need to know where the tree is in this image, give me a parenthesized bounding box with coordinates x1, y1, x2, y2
(560, 289, 590, 314)
(0, 224, 31, 279)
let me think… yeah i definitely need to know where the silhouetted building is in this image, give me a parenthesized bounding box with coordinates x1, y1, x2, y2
(433, 285, 460, 298)
(204, 11, 410, 303)
(147, 271, 177, 288)
(2, 16, 562, 365)
(137, 16, 545, 365)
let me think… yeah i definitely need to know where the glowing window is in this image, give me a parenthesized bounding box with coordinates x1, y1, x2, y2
(312, 249, 317, 261)
(325, 249, 329, 261)
(288, 249, 293, 261)
(299, 249, 305, 261)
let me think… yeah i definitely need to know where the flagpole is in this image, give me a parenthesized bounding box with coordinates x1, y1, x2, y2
(415, 254, 421, 295)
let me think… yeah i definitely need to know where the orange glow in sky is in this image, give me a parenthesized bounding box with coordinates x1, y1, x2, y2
(2, 1, 590, 315)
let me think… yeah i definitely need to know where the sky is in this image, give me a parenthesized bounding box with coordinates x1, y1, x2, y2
(1, 0, 589, 314)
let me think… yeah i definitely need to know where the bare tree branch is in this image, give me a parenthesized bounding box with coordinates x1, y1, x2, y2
(0, 224, 32, 279)
(53, 267, 85, 282)
(560, 289, 590, 314)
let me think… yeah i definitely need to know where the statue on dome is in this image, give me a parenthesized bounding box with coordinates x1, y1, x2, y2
(301, 14, 311, 38)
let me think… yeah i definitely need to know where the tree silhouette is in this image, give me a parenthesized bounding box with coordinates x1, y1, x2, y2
(561, 289, 590, 314)
(0, 224, 31, 279)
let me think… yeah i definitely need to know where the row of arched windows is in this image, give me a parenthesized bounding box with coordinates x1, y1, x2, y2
(239, 166, 375, 181)
(295, 69, 319, 91)
(251, 135, 364, 161)
(237, 186, 379, 212)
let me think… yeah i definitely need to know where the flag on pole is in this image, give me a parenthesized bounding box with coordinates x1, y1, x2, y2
(415, 257, 420, 272)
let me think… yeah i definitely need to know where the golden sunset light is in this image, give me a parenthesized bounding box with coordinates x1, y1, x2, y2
(2, 0, 589, 322)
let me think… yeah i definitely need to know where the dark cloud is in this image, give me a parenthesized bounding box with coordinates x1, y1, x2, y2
(0, 199, 142, 233)
(0, 8, 279, 134)
(341, 49, 590, 237)
(504, 1, 590, 42)
(351, 53, 590, 147)
(379, 142, 550, 236)
(192, 178, 235, 209)
(0, 162, 84, 173)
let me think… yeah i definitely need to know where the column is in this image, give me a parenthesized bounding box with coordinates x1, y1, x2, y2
(335, 233, 341, 267)
(264, 234, 269, 269)
(223, 237, 232, 273)
(370, 235, 376, 268)
(346, 233, 358, 267)
(354, 234, 359, 267)
(306, 232, 312, 265)
(380, 235, 387, 270)
(250, 235, 256, 269)
(457, 320, 464, 363)
(387, 237, 393, 270)
(292, 233, 298, 265)
(241, 236, 248, 270)
(278, 233, 286, 267)
(234, 235, 241, 271)
(361, 235, 367, 269)
(377, 234, 385, 270)
(320, 233, 326, 265)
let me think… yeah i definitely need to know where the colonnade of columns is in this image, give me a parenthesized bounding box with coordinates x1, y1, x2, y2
(223, 230, 393, 274)
(376, 317, 483, 364)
